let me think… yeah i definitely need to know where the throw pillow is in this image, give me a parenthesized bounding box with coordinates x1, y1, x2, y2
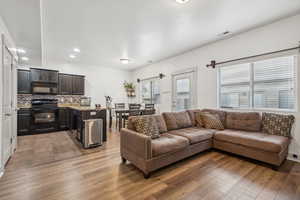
(200, 112, 224, 130)
(195, 112, 204, 128)
(134, 116, 160, 139)
(262, 112, 295, 137)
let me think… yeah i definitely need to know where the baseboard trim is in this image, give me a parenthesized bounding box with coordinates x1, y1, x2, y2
(0, 170, 4, 178)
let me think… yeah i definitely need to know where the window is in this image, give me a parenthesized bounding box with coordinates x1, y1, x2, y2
(140, 78, 160, 104)
(219, 55, 296, 111)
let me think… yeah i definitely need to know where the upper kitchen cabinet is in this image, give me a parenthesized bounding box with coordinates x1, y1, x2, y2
(72, 75, 85, 95)
(17, 69, 31, 94)
(30, 68, 59, 83)
(59, 74, 73, 95)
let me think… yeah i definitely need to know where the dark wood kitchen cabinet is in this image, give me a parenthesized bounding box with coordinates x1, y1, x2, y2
(72, 75, 85, 95)
(17, 109, 31, 135)
(58, 108, 70, 130)
(17, 69, 31, 94)
(30, 68, 59, 83)
(59, 74, 73, 95)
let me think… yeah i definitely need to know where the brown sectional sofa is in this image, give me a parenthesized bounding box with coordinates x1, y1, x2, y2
(120, 109, 291, 178)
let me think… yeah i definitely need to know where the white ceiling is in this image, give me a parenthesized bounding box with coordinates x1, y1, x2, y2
(0, 0, 42, 66)
(1, 0, 300, 70)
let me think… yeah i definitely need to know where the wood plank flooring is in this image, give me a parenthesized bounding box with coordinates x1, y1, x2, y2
(0, 129, 299, 200)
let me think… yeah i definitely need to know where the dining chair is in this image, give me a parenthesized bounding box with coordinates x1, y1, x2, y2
(122, 104, 142, 128)
(143, 104, 155, 115)
(115, 103, 126, 129)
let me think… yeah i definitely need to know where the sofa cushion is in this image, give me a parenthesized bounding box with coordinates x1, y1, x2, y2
(202, 109, 227, 126)
(200, 112, 224, 130)
(187, 109, 201, 126)
(262, 112, 295, 138)
(168, 127, 214, 144)
(162, 112, 179, 130)
(128, 115, 167, 133)
(151, 133, 189, 157)
(174, 111, 193, 128)
(162, 111, 192, 131)
(134, 117, 160, 139)
(226, 112, 261, 132)
(214, 129, 289, 153)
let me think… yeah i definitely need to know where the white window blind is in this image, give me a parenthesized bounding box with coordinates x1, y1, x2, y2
(219, 55, 296, 111)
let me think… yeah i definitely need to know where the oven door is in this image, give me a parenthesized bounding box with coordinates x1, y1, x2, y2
(31, 108, 58, 133)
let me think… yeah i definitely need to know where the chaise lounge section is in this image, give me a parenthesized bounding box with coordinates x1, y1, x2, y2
(120, 109, 293, 178)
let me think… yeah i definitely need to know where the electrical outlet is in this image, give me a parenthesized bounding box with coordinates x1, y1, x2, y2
(293, 154, 298, 159)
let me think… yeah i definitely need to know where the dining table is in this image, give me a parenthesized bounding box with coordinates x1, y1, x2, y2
(108, 108, 156, 130)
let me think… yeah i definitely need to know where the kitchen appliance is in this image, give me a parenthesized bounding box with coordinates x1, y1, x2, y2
(31, 99, 59, 133)
(82, 119, 103, 148)
(80, 97, 91, 107)
(32, 82, 58, 95)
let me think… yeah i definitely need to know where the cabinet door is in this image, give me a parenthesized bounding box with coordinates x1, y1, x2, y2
(30, 69, 58, 83)
(59, 108, 69, 129)
(48, 70, 58, 83)
(72, 75, 85, 95)
(17, 70, 31, 94)
(17, 112, 31, 135)
(59, 74, 73, 95)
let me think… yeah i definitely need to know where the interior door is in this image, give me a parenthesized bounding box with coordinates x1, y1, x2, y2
(172, 71, 196, 111)
(2, 39, 13, 166)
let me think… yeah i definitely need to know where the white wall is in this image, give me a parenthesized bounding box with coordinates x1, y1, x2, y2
(0, 16, 17, 175)
(132, 14, 300, 158)
(19, 64, 132, 106)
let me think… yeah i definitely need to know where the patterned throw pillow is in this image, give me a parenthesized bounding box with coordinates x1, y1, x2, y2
(262, 112, 295, 137)
(134, 117, 160, 139)
(195, 112, 204, 128)
(200, 112, 224, 130)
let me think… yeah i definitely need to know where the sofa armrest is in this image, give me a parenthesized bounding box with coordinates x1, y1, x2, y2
(120, 128, 152, 160)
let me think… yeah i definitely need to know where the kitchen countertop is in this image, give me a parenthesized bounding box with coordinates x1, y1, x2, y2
(58, 104, 106, 111)
(17, 104, 106, 111)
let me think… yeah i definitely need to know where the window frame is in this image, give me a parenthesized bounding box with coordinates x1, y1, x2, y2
(217, 54, 298, 113)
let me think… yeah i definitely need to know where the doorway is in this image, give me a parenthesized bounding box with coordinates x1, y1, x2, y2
(172, 69, 197, 111)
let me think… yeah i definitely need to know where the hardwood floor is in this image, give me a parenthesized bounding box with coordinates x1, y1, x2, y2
(0, 129, 299, 200)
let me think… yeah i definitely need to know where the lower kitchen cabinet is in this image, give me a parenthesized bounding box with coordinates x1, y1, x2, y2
(17, 109, 31, 136)
(58, 108, 70, 130)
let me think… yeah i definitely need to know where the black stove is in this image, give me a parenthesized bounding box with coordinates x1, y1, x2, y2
(31, 99, 59, 132)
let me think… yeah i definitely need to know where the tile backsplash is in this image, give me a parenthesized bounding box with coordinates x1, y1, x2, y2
(18, 94, 83, 106)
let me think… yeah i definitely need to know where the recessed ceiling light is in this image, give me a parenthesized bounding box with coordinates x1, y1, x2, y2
(120, 58, 130, 64)
(73, 48, 80, 53)
(69, 54, 76, 59)
(175, 0, 190, 4)
(21, 57, 29, 61)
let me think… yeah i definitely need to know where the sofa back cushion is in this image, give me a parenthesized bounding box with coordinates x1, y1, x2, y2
(128, 115, 168, 133)
(201, 109, 227, 126)
(226, 112, 261, 132)
(187, 109, 201, 126)
(262, 112, 295, 138)
(162, 111, 192, 131)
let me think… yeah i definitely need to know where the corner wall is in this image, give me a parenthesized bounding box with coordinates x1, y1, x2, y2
(0, 16, 17, 176)
(132, 14, 300, 158)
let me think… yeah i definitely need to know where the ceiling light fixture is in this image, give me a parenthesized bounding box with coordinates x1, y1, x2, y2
(21, 57, 29, 61)
(120, 58, 130, 64)
(69, 54, 76, 59)
(73, 48, 80, 53)
(175, 0, 190, 4)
